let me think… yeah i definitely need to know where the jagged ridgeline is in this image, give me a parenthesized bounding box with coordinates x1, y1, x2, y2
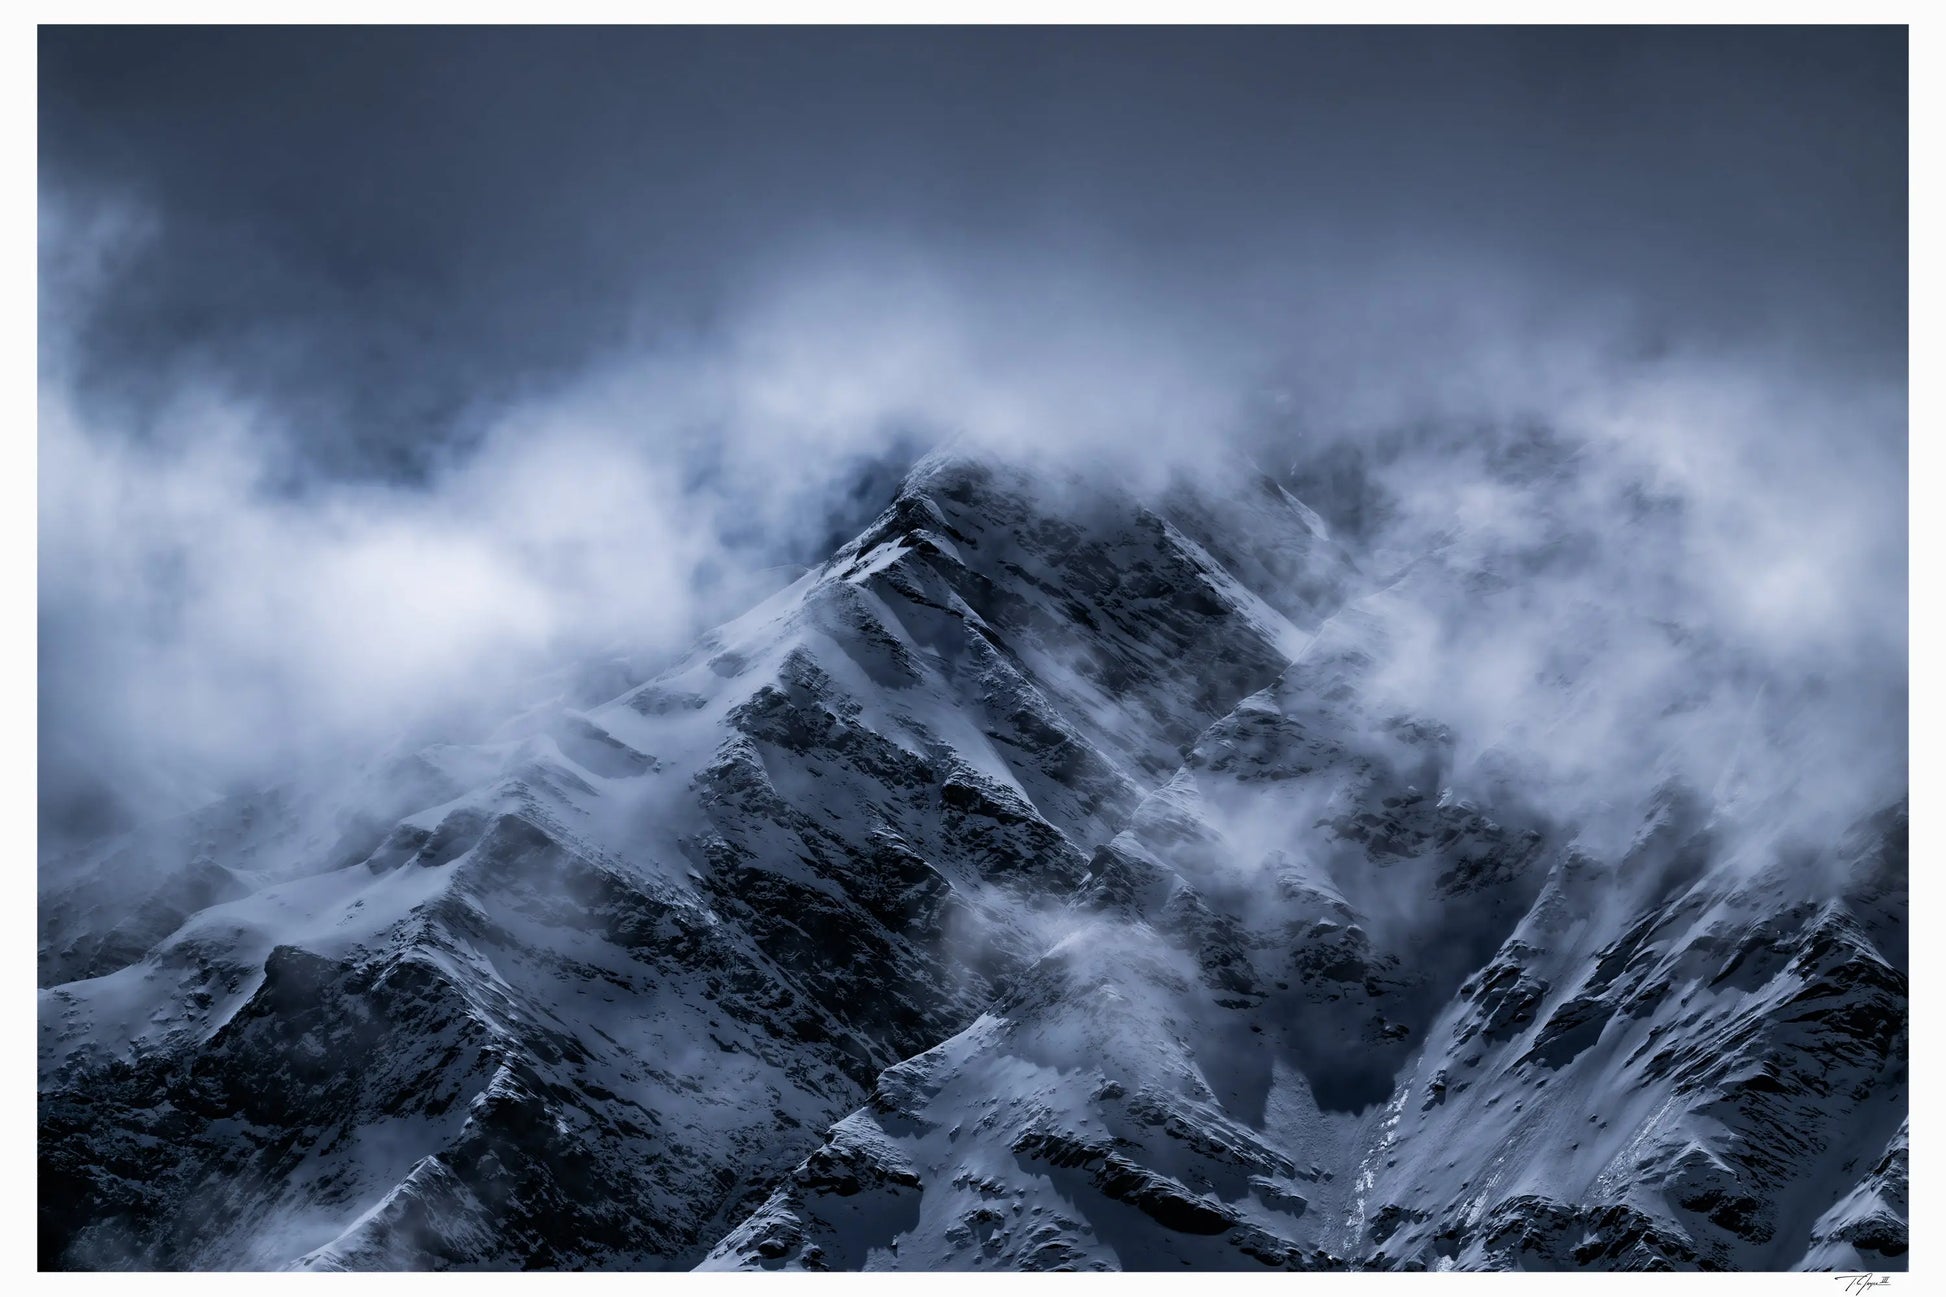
(39, 452, 1906, 1271)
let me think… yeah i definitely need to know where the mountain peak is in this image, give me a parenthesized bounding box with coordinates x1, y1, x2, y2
(38, 454, 1906, 1272)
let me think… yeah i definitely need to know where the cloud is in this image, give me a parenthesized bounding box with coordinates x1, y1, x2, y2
(36, 30, 1907, 857)
(1276, 343, 1907, 857)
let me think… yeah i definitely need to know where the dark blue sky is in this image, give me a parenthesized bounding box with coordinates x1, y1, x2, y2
(40, 26, 1907, 475)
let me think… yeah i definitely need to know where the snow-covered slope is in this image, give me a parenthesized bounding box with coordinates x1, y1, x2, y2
(38, 450, 1905, 1272)
(38, 452, 1358, 1269)
(701, 568, 1906, 1272)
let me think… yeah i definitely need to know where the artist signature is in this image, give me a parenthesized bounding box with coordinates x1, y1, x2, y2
(1834, 1275, 1891, 1294)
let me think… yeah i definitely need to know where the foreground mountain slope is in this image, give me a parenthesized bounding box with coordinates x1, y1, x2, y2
(700, 569, 1908, 1272)
(38, 452, 1358, 1270)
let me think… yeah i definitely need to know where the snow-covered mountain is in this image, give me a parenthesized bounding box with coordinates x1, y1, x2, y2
(37, 450, 1906, 1272)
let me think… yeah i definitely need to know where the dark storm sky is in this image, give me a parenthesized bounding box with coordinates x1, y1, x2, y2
(41, 26, 1907, 473)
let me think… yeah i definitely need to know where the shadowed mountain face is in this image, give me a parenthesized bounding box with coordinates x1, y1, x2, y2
(38, 452, 1905, 1272)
